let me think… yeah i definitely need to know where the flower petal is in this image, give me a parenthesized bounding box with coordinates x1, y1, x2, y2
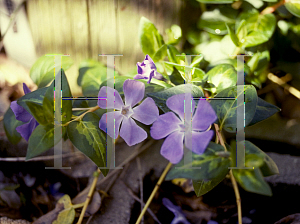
(120, 117, 147, 146)
(99, 111, 123, 139)
(185, 130, 214, 154)
(145, 55, 156, 70)
(23, 83, 31, 94)
(166, 93, 195, 121)
(132, 97, 159, 125)
(192, 100, 217, 131)
(147, 70, 155, 84)
(16, 117, 39, 141)
(10, 101, 32, 123)
(97, 86, 124, 110)
(133, 74, 147, 80)
(150, 112, 181, 140)
(153, 71, 163, 80)
(123, 79, 145, 107)
(160, 131, 184, 164)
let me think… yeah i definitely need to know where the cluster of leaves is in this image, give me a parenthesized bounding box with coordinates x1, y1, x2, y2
(3, 2, 288, 199)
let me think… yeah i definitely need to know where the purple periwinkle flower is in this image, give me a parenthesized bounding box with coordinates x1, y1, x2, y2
(10, 83, 39, 141)
(150, 93, 217, 164)
(98, 79, 159, 146)
(134, 54, 163, 84)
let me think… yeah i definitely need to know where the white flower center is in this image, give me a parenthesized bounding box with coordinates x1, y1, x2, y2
(121, 105, 134, 118)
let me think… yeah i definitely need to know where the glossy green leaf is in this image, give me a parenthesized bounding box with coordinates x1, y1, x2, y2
(26, 124, 66, 160)
(248, 97, 280, 126)
(236, 20, 247, 41)
(166, 24, 182, 45)
(207, 64, 237, 93)
(167, 45, 181, 64)
(193, 171, 228, 197)
(25, 101, 47, 125)
(198, 9, 236, 35)
(170, 67, 185, 85)
(233, 168, 272, 196)
(30, 56, 73, 88)
(237, 10, 276, 47)
(285, 2, 300, 18)
(210, 85, 257, 132)
(3, 108, 23, 144)
(67, 113, 108, 176)
(81, 66, 112, 97)
(153, 44, 167, 62)
(166, 142, 231, 180)
(139, 17, 164, 58)
(164, 62, 206, 81)
(61, 70, 73, 124)
(78, 59, 104, 86)
(226, 23, 239, 46)
(17, 87, 48, 113)
(147, 84, 204, 113)
(43, 81, 55, 124)
(53, 195, 75, 224)
(244, 0, 264, 8)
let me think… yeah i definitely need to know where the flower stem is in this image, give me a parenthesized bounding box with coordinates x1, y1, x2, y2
(77, 169, 101, 224)
(214, 123, 242, 224)
(135, 162, 173, 224)
(230, 47, 241, 59)
(63, 105, 100, 126)
(261, 0, 286, 15)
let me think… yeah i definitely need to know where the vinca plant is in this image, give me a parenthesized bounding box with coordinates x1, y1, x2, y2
(4, 0, 300, 222)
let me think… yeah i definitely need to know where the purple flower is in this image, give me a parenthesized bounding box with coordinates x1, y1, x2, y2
(162, 198, 191, 224)
(150, 93, 217, 164)
(10, 83, 39, 141)
(98, 79, 159, 146)
(134, 55, 163, 84)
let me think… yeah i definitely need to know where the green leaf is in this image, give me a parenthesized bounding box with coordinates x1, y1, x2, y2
(207, 64, 237, 93)
(193, 171, 228, 197)
(245, 141, 279, 176)
(170, 67, 185, 85)
(167, 45, 181, 63)
(153, 44, 167, 62)
(166, 142, 230, 180)
(67, 113, 108, 176)
(196, 0, 234, 3)
(17, 87, 48, 113)
(226, 23, 239, 46)
(30, 56, 73, 88)
(210, 85, 258, 132)
(190, 55, 204, 68)
(147, 84, 204, 113)
(164, 62, 206, 81)
(61, 70, 72, 124)
(81, 66, 111, 97)
(25, 101, 47, 125)
(244, 0, 264, 8)
(233, 168, 272, 196)
(53, 195, 75, 224)
(43, 81, 55, 124)
(26, 124, 66, 160)
(166, 24, 182, 45)
(236, 20, 247, 41)
(199, 9, 236, 35)
(285, 2, 300, 18)
(237, 10, 276, 47)
(78, 59, 104, 86)
(248, 97, 280, 126)
(3, 108, 23, 144)
(139, 17, 164, 58)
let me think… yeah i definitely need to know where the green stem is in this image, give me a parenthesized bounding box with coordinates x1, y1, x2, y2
(63, 105, 99, 126)
(230, 47, 241, 59)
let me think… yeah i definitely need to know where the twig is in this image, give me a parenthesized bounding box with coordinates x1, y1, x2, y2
(257, 73, 292, 95)
(214, 123, 242, 224)
(77, 169, 101, 224)
(136, 157, 144, 224)
(261, 0, 286, 15)
(63, 105, 99, 126)
(72, 108, 93, 111)
(0, 152, 82, 162)
(268, 73, 300, 99)
(135, 162, 173, 224)
(125, 184, 162, 224)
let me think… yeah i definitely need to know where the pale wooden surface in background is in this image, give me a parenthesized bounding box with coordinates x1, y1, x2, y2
(27, 0, 181, 95)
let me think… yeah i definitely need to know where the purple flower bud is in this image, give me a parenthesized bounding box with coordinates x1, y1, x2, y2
(10, 83, 39, 141)
(98, 79, 159, 146)
(134, 55, 163, 84)
(150, 94, 217, 164)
